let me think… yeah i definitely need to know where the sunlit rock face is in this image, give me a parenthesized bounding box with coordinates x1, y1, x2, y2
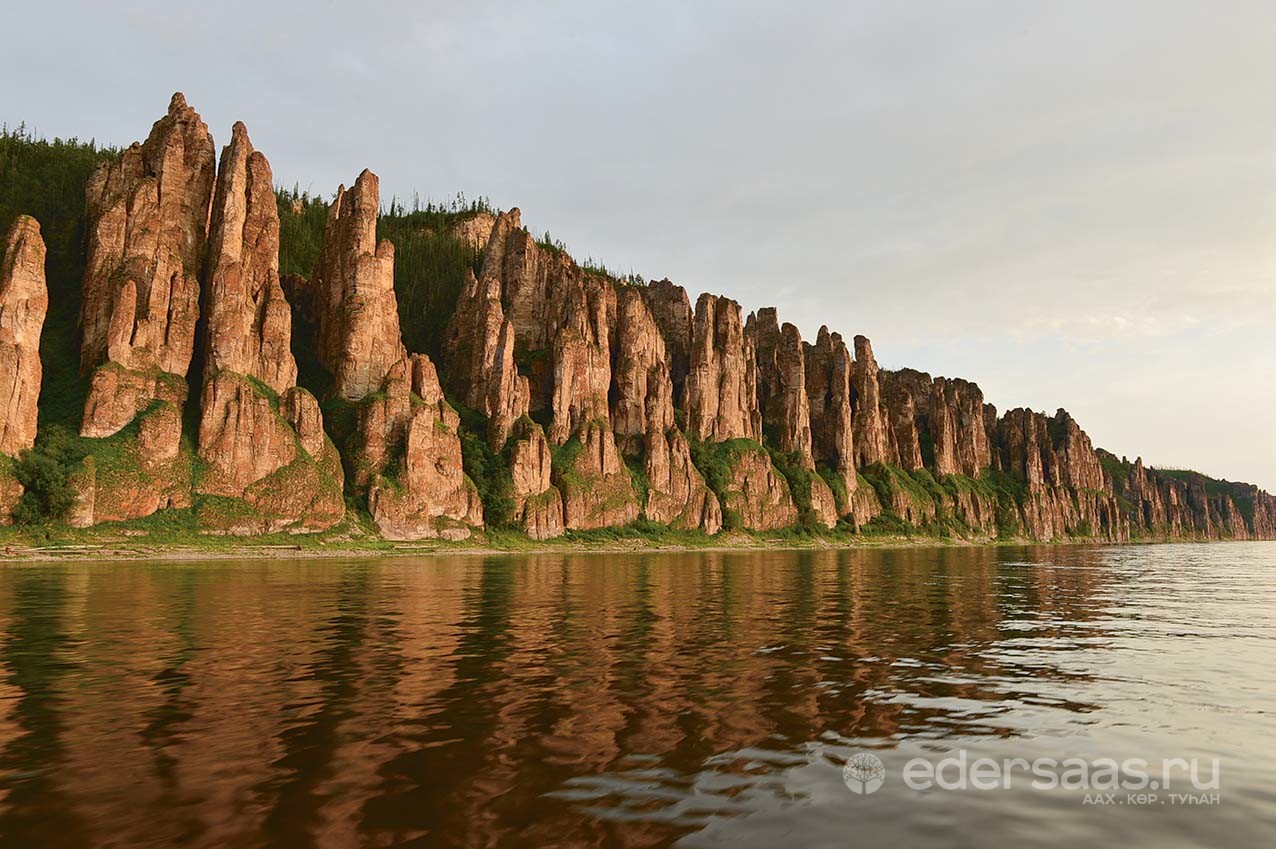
(364, 355, 484, 541)
(685, 293, 761, 443)
(0, 215, 47, 458)
(195, 121, 343, 533)
(311, 169, 406, 401)
(72, 94, 213, 525)
(0, 216, 48, 522)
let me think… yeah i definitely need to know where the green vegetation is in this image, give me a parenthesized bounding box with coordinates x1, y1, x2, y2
(453, 402, 515, 528)
(9, 425, 88, 524)
(765, 444, 823, 530)
(688, 437, 764, 531)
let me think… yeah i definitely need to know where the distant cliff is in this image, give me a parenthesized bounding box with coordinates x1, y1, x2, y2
(1, 94, 1272, 543)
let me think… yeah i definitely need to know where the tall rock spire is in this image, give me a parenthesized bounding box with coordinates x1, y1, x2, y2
(311, 169, 406, 400)
(195, 122, 344, 532)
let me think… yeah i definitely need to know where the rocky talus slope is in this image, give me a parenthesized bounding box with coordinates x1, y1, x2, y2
(4, 93, 1274, 542)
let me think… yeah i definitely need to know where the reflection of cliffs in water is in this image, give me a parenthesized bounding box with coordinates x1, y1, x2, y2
(0, 551, 1118, 848)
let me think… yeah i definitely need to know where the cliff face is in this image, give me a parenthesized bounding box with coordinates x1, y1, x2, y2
(6, 91, 1272, 542)
(363, 356, 484, 540)
(195, 122, 344, 533)
(0, 217, 47, 459)
(613, 287, 721, 533)
(79, 93, 214, 442)
(0, 217, 48, 521)
(311, 169, 406, 401)
(72, 94, 214, 525)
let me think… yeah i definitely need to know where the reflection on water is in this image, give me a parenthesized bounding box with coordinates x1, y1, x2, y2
(0, 544, 1273, 848)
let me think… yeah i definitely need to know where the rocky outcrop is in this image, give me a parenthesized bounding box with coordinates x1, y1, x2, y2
(805, 327, 879, 524)
(364, 355, 484, 540)
(686, 294, 761, 442)
(748, 309, 839, 528)
(448, 212, 497, 251)
(995, 408, 1128, 541)
(639, 279, 694, 403)
(715, 443, 798, 531)
(1105, 454, 1276, 541)
(195, 122, 343, 533)
(195, 378, 345, 534)
(508, 419, 565, 540)
(556, 420, 640, 531)
(878, 371, 925, 472)
(612, 287, 720, 532)
(0, 216, 48, 458)
(644, 427, 722, 533)
(612, 287, 674, 454)
(311, 169, 406, 400)
(80, 93, 214, 377)
(749, 309, 814, 461)
(79, 93, 214, 442)
(71, 95, 213, 526)
(68, 401, 192, 527)
(480, 209, 578, 356)
(549, 275, 615, 445)
(443, 268, 528, 447)
(850, 335, 892, 468)
(201, 122, 297, 392)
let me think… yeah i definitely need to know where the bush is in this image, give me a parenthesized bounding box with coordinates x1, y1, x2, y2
(12, 425, 90, 523)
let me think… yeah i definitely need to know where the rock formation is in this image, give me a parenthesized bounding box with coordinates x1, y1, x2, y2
(443, 268, 528, 447)
(748, 308, 838, 528)
(714, 443, 799, 531)
(195, 122, 343, 533)
(639, 279, 694, 403)
(201, 123, 297, 392)
(549, 275, 615, 445)
(0, 216, 48, 521)
(80, 93, 214, 377)
(0, 216, 48, 458)
(363, 355, 485, 540)
(995, 408, 1128, 541)
(72, 94, 213, 525)
(749, 309, 813, 460)
(850, 335, 892, 468)
(508, 419, 565, 540)
(805, 327, 879, 524)
(79, 93, 214, 439)
(686, 294, 761, 443)
(311, 169, 406, 400)
(10, 92, 1270, 543)
(557, 420, 640, 531)
(68, 402, 192, 527)
(612, 287, 721, 532)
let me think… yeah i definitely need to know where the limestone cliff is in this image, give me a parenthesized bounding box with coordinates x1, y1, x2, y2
(195, 122, 344, 533)
(20, 92, 1273, 544)
(311, 169, 406, 401)
(72, 93, 213, 525)
(0, 216, 48, 521)
(79, 93, 214, 440)
(0, 216, 47, 458)
(362, 356, 484, 540)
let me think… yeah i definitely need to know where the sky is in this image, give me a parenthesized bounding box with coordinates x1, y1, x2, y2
(4, 1, 1274, 490)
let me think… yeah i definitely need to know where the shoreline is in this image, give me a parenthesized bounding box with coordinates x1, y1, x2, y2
(0, 533, 1259, 565)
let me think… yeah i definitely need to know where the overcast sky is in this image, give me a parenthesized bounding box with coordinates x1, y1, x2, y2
(5, 1, 1274, 490)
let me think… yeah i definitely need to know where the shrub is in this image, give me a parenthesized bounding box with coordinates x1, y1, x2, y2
(12, 425, 90, 523)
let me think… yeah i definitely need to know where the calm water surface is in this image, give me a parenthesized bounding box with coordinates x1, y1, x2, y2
(0, 543, 1274, 848)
